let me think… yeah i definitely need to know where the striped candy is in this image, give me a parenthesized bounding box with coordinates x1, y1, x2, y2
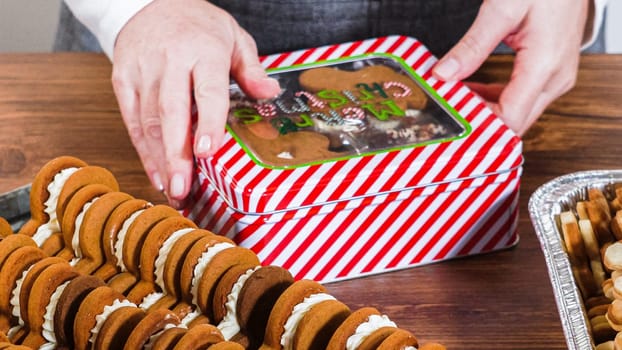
(184, 35, 523, 283)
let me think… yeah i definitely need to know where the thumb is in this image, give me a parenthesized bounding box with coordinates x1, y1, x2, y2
(432, 1, 525, 81)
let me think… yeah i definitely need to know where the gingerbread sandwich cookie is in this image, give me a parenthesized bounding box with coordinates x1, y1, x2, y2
(53, 275, 106, 350)
(71, 191, 134, 275)
(126, 215, 197, 307)
(326, 307, 408, 350)
(0, 246, 46, 333)
(193, 245, 260, 319)
(20, 261, 79, 349)
(94, 198, 151, 284)
(73, 286, 132, 350)
(123, 308, 180, 350)
(109, 204, 179, 298)
(57, 183, 114, 261)
(91, 303, 145, 350)
(148, 326, 188, 350)
(235, 265, 294, 348)
(11, 256, 67, 343)
(171, 324, 225, 350)
(19, 156, 87, 238)
(260, 279, 330, 350)
(178, 233, 235, 309)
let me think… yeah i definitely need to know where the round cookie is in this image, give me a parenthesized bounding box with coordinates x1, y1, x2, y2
(260, 279, 328, 350)
(356, 327, 398, 350)
(58, 183, 114, 261)
(123, 308, 180, 350)
(55, 165, 119, 227)
(195, 246, 261, 318)
(73, 286, 128, 350)
(162, 229, 211, 303)
(21, 262, 79, 349)
(326, 307, 382, 350)
(94, 198, 152, 281)
(72, 191, 134, 275)
(0, 217, 13, 238)
(171, 324, 224, 350)
(126, 216, 197, 304)
(19, 156, 87, 236)
(120, 204, 181, 276)
(0, 246, 46, 333)
(17, 257, 67, 331)
(376, 328, 418, 350)
(292, 299, 351, 350)
(54, 275, 106, 350)
(179, 233, 234, 306)
(92, 305, 145, 350)
(149, 326, 187, 350)
(0, 234, 37, 271)
(236, 265, 294, 347)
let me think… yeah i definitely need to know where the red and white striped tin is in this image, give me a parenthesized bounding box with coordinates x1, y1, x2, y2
(184, 35, 522, 283)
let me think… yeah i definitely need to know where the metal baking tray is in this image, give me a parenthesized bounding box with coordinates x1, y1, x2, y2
(0, 184, 31, 232)
(529, 170, 622, 350)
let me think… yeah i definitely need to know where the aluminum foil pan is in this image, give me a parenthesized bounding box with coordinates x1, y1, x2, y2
(0, 184, 31, 232)
(529, 170, 622, 350)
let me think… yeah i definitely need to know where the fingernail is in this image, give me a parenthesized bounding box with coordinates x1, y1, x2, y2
(434, 57, 460, 80)
(169, 173, 186, 199)
(263, 77, 281, 95)
(195, 135, 212, 157)
(152, 172, 165, 192)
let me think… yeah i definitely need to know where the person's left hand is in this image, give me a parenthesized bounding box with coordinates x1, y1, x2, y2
(432, 0, 590, 135)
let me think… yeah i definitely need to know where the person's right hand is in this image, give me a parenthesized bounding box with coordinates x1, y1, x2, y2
(112, 0, 281, 208)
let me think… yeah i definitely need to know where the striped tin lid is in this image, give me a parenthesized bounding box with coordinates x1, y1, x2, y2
(196, 35, 523, 215)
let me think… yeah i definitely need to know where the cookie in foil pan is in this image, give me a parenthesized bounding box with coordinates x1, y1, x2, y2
(530, 170, 622, 350)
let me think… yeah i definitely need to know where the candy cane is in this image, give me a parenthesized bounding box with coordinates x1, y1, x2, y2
(383, 81, 411, 98)
(295, 91, 326, 108)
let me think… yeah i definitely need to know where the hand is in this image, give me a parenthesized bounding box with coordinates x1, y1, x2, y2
(432, 0, 589, 135)
(111, 0, 280, 207)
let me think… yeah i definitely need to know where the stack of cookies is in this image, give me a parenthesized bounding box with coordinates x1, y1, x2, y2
(558, 186, 622, 349)
(0, 156, 445, 350)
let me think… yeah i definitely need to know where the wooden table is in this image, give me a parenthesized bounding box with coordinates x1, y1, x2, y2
(1, 53, 620, 349)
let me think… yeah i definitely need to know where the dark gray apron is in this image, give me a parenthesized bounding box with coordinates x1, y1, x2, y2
(54, 0, 483, 57)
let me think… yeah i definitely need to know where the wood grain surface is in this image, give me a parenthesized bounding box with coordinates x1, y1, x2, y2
(1, 53, 621, 349)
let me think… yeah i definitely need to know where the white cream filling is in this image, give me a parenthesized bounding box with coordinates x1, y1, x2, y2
(71, 197, 99, 260)
(139, 292, 165, 310)
(89, 299, 137, 345)
(10, 265, 34, 322)
(154, 228, 196, 290)
(345, 314, 397, 350)
(7, 265, 33, 337)
(32, 167, 79, 246)
(280, 293, 336, 350)
(217, 266, 260, 340)
(404, 347, 418, 350)
(39, 342, 56, 350)
(113, 209, 146, 271)
(41, 280, 72, 344)
(180, 308, 202, 327)
(190, 242, 235, 306)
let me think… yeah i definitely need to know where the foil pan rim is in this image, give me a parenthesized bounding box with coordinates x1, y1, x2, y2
(529, 169, 622, 350)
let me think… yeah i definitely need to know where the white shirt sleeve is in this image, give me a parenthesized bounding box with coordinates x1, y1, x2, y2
(583, 0, 608, 49)
(63, 0, 155, 60)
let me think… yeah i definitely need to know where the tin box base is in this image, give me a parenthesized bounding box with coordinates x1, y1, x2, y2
(184, 168, 521, 283)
